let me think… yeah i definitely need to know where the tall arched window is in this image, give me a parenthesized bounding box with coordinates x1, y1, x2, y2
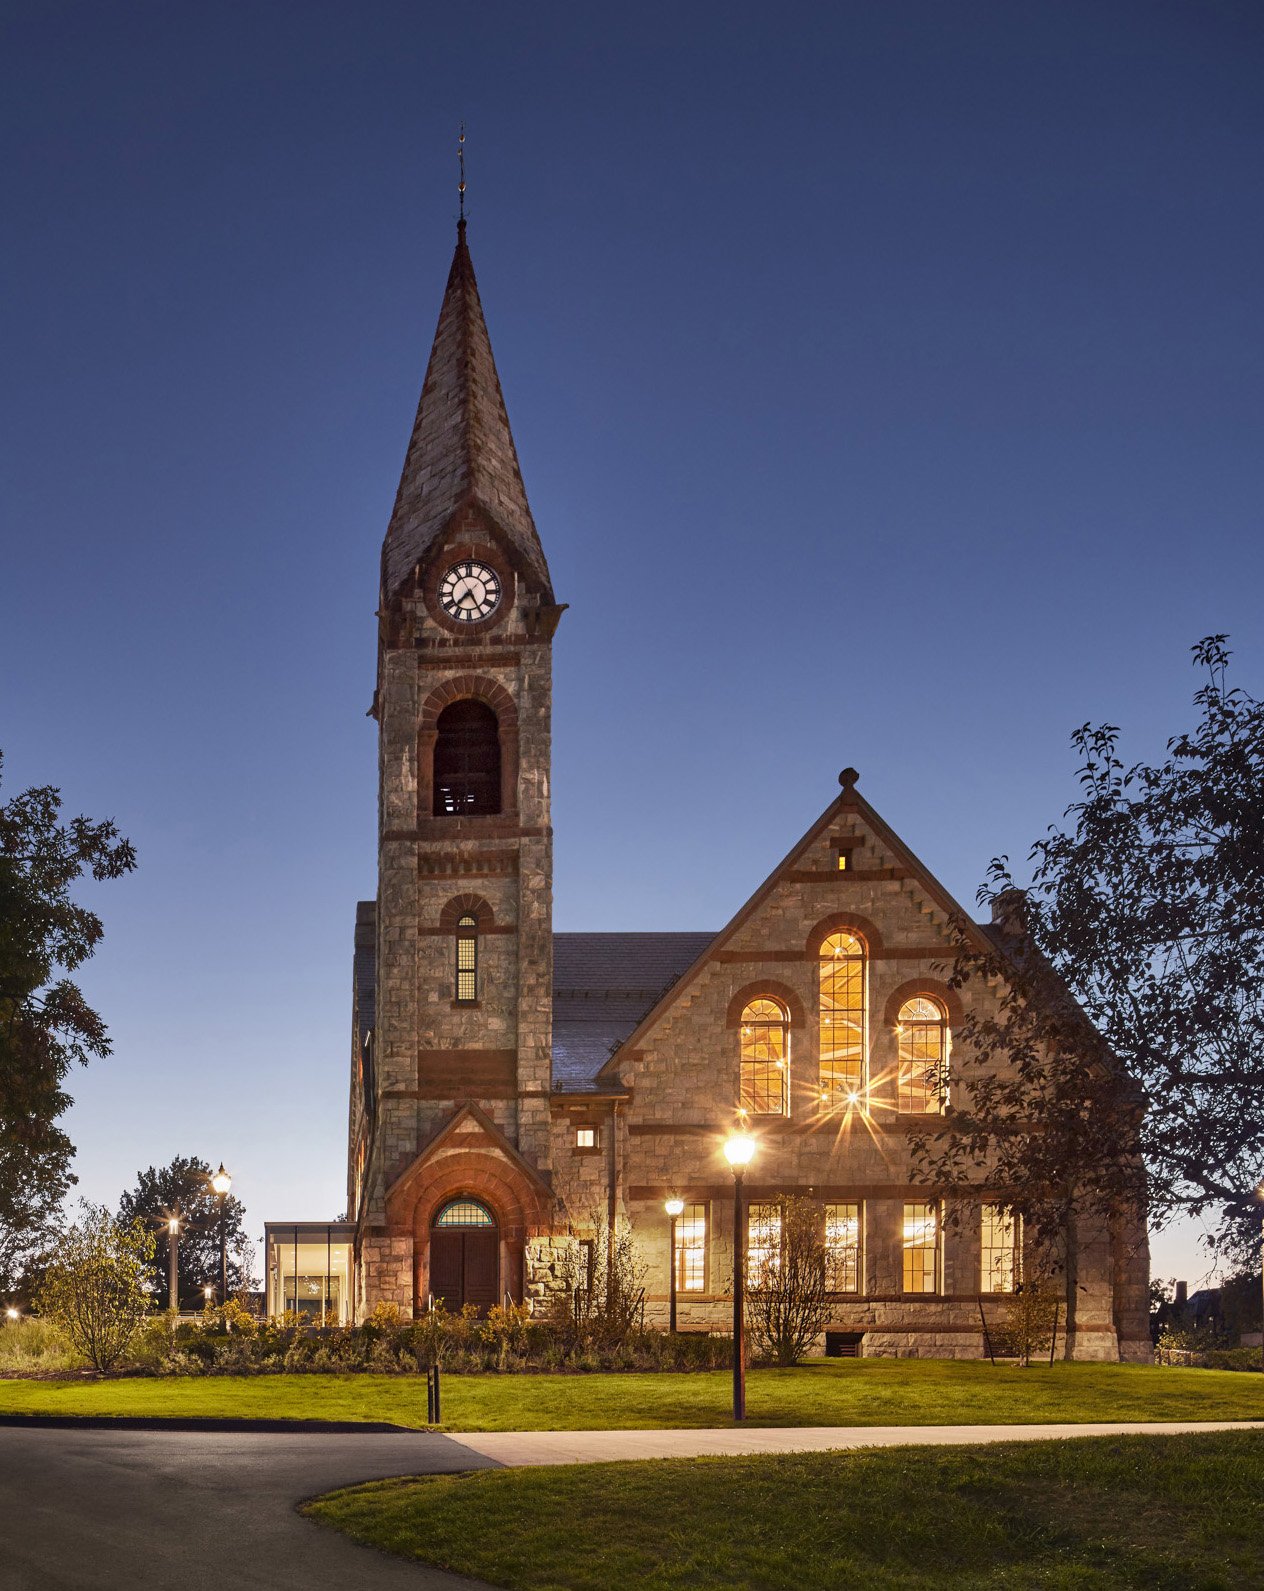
(433, 700, 501, 815)
(739, 998, 789, 1116)
(455, 914, 478, 1003)
(897, 995, 948, 1112)
(820, 932, 866, 1103)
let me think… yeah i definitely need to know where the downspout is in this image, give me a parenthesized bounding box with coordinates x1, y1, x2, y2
(606, 1099, 622, 1292)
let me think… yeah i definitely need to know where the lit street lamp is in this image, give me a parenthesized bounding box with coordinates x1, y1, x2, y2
(166, 1213, 182, 1312)
(724, 1133, 756, 1421)
(210, 1164, 232, 1304)
(664, 1198, 685, 1333)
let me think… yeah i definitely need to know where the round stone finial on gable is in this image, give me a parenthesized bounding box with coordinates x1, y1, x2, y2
(839, 767, 860, 791)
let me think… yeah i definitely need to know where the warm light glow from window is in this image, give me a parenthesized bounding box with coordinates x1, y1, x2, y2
(981, 1204, 1019, 1293)
(739, 998, 789, 1116)
(575, 1126, 597, 1150)
(825, 1202, 861, 1293)
(674, 1202, 707, 1292)
(902, 1201, 939, 1294)
(820, 933, 866, 1103)
(897, 996, 949, 1112)
(747, 1202, 782, 1283)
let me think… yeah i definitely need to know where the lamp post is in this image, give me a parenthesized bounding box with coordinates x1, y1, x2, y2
(166, 1213, 182, 1312)
(210, 1164, 232, 1303)
(724, 1134, 756, 1421)
(1257, 1181, 1264, 1375)
(664, 1198, 684, 1333)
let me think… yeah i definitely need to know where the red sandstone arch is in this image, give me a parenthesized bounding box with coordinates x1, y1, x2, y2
(439, 894, 496, 932)
(881, 978, 964, 1032)
(805, 912, 884, 956)
(724, 980, 807, 1031)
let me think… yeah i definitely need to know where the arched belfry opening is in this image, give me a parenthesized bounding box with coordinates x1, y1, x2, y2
(433, 699, 502, 815)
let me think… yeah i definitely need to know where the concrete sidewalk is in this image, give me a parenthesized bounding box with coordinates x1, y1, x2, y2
(450, 1419, 1263, 1468)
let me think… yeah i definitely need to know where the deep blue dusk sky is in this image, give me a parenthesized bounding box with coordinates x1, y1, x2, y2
(2, 2, 1260, 1282)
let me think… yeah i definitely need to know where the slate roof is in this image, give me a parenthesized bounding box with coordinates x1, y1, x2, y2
(380, 222, 552, 603)
(552, 932, 717, 1092)
(350, 906, 713, 1093)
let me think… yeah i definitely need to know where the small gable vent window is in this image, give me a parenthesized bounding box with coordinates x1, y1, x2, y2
(433, 699, 501, 816)
(455, 914, 478, 1003)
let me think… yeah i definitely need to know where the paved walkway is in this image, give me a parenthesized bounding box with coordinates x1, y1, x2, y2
(0, 1421, 1257, 1589)
(452, 1419, 1262, 1468)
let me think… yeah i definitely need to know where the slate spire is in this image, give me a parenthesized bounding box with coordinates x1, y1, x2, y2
(381, 221, 552, 601)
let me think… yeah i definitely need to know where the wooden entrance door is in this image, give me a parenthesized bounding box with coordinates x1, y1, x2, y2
(428, 1200, 499, 1314)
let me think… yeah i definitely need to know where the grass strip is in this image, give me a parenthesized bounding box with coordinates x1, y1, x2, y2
(0, 1359, 1261, 1431)
(305, 1429, 1264, 1590)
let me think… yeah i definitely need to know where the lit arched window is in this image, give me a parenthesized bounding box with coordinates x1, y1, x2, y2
(434, 1198, 495, 1227)
(897, 995, 949, 1112)
(455, 914, 478, 1003)
(433, 700, 501, 815)
(820, 932, 866, 1103)
(739, 998, 789, 1116)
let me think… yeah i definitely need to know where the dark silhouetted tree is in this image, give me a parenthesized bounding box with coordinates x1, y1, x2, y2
(912, 637, 1264, 1268)
(117, 1156, 252, 1308)
(0, 755, 136, 1293)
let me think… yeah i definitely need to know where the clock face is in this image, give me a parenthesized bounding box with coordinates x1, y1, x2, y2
(438, 560, 502, 623)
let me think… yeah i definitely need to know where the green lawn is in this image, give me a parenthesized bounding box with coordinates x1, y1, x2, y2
(305, 1430, 1264, 1590)
(2, 1359, 1263, 1430)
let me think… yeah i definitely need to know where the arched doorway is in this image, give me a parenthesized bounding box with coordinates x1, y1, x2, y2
(428, 1198, 499, 1313)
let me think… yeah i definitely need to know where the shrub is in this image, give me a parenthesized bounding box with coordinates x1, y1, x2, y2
(0, 1315, 81, 1372)
(745, 1195, 832, 1367)
(38, 1204, 154, 1372)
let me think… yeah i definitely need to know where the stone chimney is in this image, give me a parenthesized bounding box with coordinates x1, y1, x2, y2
(990, 887, 1030, 941)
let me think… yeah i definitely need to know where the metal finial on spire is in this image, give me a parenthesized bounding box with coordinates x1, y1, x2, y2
(458, 124, 466, 223)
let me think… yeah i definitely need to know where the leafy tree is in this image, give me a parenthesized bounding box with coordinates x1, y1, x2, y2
(745, 1196, 833, 1366)
(0, 756, 136, 1292)
(995, 1277, 1062, 1367)
(912, 637, 1264, 1268)
(39, 1202, 153, 1371)
(117, 1156, 252, 1308)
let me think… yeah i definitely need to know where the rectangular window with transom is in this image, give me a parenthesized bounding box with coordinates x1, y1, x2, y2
(746, 1201, 782, 1285)
(825, 1202, 862, 1293)
(674, 1202, 708, 1293)
(981, 1204, 1019, 1293)
(902, 1201, 940, 1294)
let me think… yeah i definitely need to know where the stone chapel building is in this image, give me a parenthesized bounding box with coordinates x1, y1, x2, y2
(296, 220, 1150, 1360)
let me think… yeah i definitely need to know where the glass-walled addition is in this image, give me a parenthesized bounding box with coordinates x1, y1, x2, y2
(264, 1222, 355, 1325)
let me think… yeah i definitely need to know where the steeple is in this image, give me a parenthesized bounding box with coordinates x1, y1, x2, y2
(381, 223, 552, 603)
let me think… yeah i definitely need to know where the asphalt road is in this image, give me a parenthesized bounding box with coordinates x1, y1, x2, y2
(0, 1427, 500, 1590)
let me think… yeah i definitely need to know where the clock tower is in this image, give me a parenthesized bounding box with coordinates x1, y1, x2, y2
(354, 220, 564, 1314)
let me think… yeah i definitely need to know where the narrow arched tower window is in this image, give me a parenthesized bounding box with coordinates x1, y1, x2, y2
(455, 914, 478, 1003)
(433, 699, 501, 816)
